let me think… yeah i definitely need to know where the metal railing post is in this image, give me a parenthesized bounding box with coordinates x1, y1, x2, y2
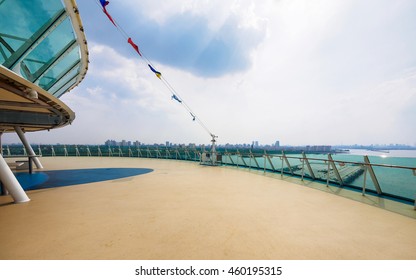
(326, 159, 330, 187)
(302, 152, 315, 179)
(249, 151, 252, 171)
(301, 157, 305, 181)
(226, 150, 235, 165)
(362, 164, 368, 196)
(265, 153, 276, 172)
(240, 153, 248, 167)
(328, 154, 343, 185)
(282, 151, 293, 175)
(363, 155, 382, 195)
(413, 169, 416, 210)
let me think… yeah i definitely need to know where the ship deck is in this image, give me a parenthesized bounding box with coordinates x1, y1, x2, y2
(1, 157, 416, 260)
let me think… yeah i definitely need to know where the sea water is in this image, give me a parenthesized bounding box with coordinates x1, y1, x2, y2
(226, 149, 416, 201)
(332, 150, 416, 200)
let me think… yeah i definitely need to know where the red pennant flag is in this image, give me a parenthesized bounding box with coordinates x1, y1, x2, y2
(103, 7, 116, 26)
(128, 37, 142, 57)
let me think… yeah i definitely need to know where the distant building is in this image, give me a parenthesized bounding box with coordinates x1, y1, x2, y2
(305, 145, 331, 152)
(105, 139, 117, 146)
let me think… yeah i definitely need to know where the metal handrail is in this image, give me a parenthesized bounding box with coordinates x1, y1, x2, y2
(220, 150, 415, 206)
(237, 152, 416, 172)
(3, 145, 415, 207)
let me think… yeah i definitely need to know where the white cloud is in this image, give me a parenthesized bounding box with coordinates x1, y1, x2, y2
(3, 0, 416, 147)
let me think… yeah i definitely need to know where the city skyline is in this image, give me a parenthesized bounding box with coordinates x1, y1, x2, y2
(3, 137, 415, 150)
(2, 0, 416, 146)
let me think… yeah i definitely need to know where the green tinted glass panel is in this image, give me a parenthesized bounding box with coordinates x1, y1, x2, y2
(0, 0, 64, 65)
(20, 17, 75, 80)
(38, 46, 80, 90)
(0, 0, 85, 97)
(49, 66, 79, 96)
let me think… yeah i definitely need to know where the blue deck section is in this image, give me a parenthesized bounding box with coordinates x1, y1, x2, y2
(15, 168, 153, 191)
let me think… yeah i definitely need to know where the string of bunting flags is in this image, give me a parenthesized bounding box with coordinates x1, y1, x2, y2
(96, 0, 216, 139)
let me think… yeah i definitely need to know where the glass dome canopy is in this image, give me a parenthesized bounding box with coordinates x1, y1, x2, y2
(0, 0, 88, 98)
(0, 0, 88, 132)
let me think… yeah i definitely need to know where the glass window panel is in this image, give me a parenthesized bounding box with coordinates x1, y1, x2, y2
(38, 46, 80, 90)
(54, 78, 76, 98)
(0, 0, 64, 65)
(20, 17, 75, 80)
(49, 66, 79, 96)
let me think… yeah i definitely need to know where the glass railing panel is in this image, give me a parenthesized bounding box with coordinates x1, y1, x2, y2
(367, 156, 416, 200)
(262, 155, 275, 171)
(65, 145, 76, 156)
(243, 156, 252, 167)
(230, 155, 239, 165)
(38, 145, 50, 156)
(248, 154, 263, 168)
(286, 155, 304, 176)
(162, 151, 167, 159)
(222, 154, 231, 164)
(269, 155, 283, 171)
(120, 146, 129, 156)
(87, 146, 96, 156)
(235, 155, 247, 166)
(79, 146, 89, 156)
(330, 153, 371, 191)
(297, 155, 314, 179)
(308, 158, 328, 181)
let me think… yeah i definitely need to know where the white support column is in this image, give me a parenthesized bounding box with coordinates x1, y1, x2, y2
(0, 154, 30, 203)
(14, 126, 43, 169)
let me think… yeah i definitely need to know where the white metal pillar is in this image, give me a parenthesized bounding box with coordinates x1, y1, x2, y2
(0, 154, 30, 203)
(14, 126, 43, 169)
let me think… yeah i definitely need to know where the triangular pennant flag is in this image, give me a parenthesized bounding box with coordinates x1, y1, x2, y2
(148, 64, 162, 79)
(171, 94, 182, 103)
(103, 7, 116, 26)
(127, 38, 142, 57)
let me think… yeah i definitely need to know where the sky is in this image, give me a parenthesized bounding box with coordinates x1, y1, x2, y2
(4, 0, 416, 146)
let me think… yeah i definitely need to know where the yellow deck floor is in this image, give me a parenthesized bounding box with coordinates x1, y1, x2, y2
(1, 157, 415, 260)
